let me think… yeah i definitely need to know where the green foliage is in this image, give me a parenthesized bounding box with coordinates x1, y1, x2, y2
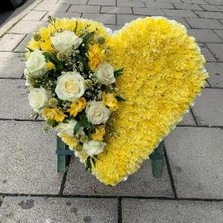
(114, 68, 124, 78)
(73, 122, 82, 136)
(85, 156, 97, 171)
(116, 95, 126, 102)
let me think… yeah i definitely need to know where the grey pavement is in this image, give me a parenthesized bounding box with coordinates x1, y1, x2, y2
(0, 0, 223, 222)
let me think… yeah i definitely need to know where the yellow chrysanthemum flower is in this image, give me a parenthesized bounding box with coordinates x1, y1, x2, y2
(68, 97, 86, 117)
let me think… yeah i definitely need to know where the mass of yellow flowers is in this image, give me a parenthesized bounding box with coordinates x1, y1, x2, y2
(26, 17, 208, 186)
(90, 17, 208, 186)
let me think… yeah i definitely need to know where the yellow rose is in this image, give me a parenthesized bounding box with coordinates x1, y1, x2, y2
(91, 125, 106, 141)
(42, 108, 66, 122)
(68, 97, 86, 116)
(102, 92, 118, 111)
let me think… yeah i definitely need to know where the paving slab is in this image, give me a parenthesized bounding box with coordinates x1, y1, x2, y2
(156, 0, 182, 3)
(68, 5, 100, 13)
(205, 62, 223, 87)
(173, 3, 203, 10)
(205, 0, 223, 5)
(177, 110, 196, 126)
(0, 53, 25, 78)
(166, 16, 190, 28)
(122, 199, 223, 223)
(144, 2, 174, 9)
(34, 3, 70, 12)
(58, 0, 88, 4)
(198, 43, 216, 62)
(117, 0, 145, 7)
(8, 20, 46, 34)
(207, 44, 223, 61)
(64, 157, 173, 197)
(117, 14, 144, 25)
(194, 11, 223, 19)
(133, 7, 164, 16)
(0, 197, 117, 223)
(101, 6, 132, 14)
(181, 0, 207, 4)
(163, 9, 197, 18)
(81, 13, 116, 25)
(213, 29, 223, 41)
(187, 29, 222, 43)
(165, 127, 223, 199)
(0, 34, 26, 51)
(0, 121, 62, 194)
(191, 88, 223, 126)
(42, 12, 82, 21)
(200, 4, 223, 11)
(0, 79, 33, 119)
(14, 34, 32, 52)
(22, 10, 47, 21)
(88, 0, 116, 6)
(186, 18, 223, 29)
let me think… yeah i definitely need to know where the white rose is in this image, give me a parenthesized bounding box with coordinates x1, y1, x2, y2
(86, 101, 110, 125)
(95, 62, 115, 86)
(55, 71, 85, 101)
(25, 49, 47, 76)
(55, 119, 82, 137)
(51, 30, 82, 52)
(83, 140, 106, 157)
(28, 87, 48, 112)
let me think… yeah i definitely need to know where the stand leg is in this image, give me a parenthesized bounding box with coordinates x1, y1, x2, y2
(56, 136, 70, 173)
(149, 141, 165, 178)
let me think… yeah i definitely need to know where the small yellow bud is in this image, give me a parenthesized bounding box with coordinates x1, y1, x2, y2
(48, 98, 58, 108)
(33, 33, 41, 41)
(84, 79, 93, 89)
(57, 52, 67, 61)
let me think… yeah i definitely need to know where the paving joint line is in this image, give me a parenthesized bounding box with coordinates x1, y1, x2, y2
(66, 4, 72, 13)
(204, 43, 220, 61)
(190, 108, 199, 126)
(0, 119, 223, 129)
(0, 77, 24, 80)
(59, 159, 70, 195)
(1, 193, 223, 202)
(163, 143, 178, 199)
(118, 197, 122, 223)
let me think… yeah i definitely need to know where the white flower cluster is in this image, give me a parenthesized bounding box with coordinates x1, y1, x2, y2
(24, 29, 120, 158)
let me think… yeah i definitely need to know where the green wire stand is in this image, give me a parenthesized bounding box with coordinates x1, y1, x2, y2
(56, 136, 73, 173)
(149, 141, 165, 178)
(56, 136, 165, 177)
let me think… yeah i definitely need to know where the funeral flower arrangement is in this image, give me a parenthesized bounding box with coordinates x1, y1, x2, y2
(24, 17, 208, 186)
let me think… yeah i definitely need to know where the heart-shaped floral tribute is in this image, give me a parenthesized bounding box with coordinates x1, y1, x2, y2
(24, 17, 208, 186)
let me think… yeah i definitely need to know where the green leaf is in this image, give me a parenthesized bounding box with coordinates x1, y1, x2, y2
(74, 21, 78, 34)
(73, 122, 82, 136)
(92, 157, 96, 167)
(26, 47, 34, 52)
(79, 112, 94, 131)
(114, 68, 124, 78)
(82, 32, 94, 45)
(47, 120, 59, 127)
(85, 156, 92, 171)
(116, 95, 126, 102)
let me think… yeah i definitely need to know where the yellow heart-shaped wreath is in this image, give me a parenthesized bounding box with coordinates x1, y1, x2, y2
(25, 17, 208, 186)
